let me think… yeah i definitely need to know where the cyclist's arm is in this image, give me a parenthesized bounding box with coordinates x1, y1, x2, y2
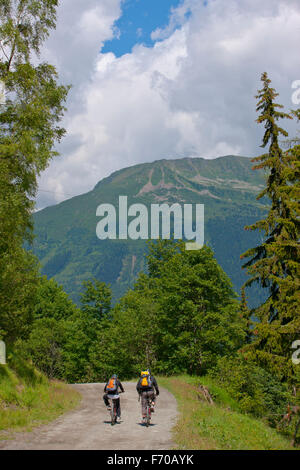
(152, 377, 159, 395)
(119, 381, 125, 393)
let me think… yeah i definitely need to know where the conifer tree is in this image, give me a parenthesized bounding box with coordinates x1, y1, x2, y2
(241, 73, 300, 382)
(239, 286, 252, 344)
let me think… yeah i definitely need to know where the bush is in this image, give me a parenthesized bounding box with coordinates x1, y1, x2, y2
(209, 355, 291, 425)
(19, 318, 66, 379)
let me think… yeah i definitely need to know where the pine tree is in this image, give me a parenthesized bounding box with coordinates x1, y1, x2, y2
(241, 73, 300, 382)
(239, 286, 252, 344)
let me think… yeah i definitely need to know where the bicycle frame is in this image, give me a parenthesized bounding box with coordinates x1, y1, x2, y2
(145, 396, 152, 427)
(108, 397, 118, 425)
(139, 392, 156, 426)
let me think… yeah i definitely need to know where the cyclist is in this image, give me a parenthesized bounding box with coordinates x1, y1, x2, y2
(103, 374, 125, 423)
(136, 369, 159, 424)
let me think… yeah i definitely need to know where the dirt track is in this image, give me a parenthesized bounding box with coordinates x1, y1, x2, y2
(0, 382, 178, 450)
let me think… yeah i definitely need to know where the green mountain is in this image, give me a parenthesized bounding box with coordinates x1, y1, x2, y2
(32, 155, 267, 304)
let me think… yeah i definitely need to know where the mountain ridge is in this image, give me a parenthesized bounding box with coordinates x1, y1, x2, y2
(32, 155, 267, 304)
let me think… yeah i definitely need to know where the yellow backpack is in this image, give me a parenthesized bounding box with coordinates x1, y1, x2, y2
(140, 371, 152, 388)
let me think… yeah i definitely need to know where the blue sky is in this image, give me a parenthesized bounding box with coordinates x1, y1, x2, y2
(102, 0, 185, 56)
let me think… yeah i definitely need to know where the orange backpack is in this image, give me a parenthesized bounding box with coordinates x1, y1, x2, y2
(107, 377, 117, 393)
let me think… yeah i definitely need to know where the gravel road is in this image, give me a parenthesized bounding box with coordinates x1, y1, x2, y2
(0, 382, 178, 450)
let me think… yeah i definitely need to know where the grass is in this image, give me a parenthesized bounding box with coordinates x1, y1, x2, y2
(159, 375, 295, 450)
(0, 355, 81, 438)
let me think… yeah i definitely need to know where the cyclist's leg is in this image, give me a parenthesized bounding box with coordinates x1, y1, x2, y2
(115, 397, 121, 418)
(149, 391, 154, 408)
(112, 399, 117, 417)
(111, 399, 116, 424)
(141, 392, 147, 419)
(146, 391, 152, 423)
(103, 393, 110, 408)
(150, 391, 155, 411)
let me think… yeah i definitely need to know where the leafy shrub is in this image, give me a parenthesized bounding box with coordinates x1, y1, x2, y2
(19, 318, 65, 379)
(209, 355, 291, 425)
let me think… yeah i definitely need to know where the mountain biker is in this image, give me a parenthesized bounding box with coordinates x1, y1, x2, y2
(136, 369, 159, 424)
(103, 374, 125, 423)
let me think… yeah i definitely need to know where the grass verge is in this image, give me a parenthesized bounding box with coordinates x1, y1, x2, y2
(159, 375, 294, 450)
(0, 355, 80, 438)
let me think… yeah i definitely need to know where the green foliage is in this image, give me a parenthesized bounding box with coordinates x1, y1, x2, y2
(241, 73, 300, 383)
(209, 355, 291, 424)
(7, 349, 47, 386)
(80, 278, 112, 321)
(62, 311, 101, 383)
(0, 351, 80, 433)
(89, 241, 246, 379)
(34, 276, 78, 321)
(14, 276, 88, 380)
(89, 290, 160, 380)
(147, 238, 183, 278)
(0, 0, 69, 243)
(0, 0, 69, 343)
(239, 286, 253, 343)
(151, 242, 246, 375)
(19, 317, 65, 379)
(17, 276, 112, 383)
(160, 376, 293, 450)
(0, 248, 39, 343)
(0, 1, 58, 60)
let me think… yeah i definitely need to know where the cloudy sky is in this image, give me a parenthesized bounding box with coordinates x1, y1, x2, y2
(37, 0, 300, 209)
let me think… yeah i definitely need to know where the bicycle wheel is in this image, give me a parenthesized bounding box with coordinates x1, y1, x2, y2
(110, 401, 116, 425)
(110, 407, 114, 425)
(146, 401, 151, 427)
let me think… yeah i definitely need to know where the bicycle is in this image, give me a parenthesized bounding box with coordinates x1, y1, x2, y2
(107, 391, 124, 425)
(107, 397, 118, 425)
(140, 393, 156, 427)
(145, 396, 153, 427)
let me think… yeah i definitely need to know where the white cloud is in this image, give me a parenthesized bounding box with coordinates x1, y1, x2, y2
(37, 0, 300, 209)
(42, 0, 121, 84)
(151, 1, 192, 41)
